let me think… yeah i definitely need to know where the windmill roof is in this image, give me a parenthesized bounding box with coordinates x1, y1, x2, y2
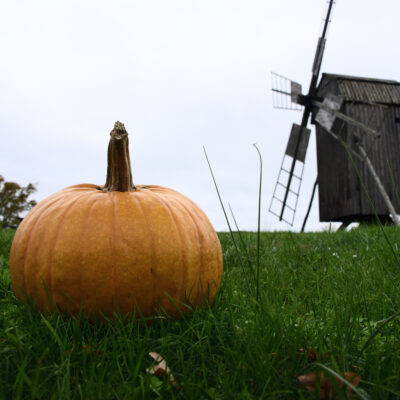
(320, 73, 400, 104)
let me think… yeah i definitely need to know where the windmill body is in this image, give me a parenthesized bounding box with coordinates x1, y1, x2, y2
(269, 0, 400, 228)
(314, 73, 400, 223)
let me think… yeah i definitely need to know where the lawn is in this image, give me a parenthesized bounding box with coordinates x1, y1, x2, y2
(1, 226, 400, 399)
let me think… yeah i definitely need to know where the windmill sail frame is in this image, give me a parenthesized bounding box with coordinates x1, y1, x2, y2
(269, 124, 310, 226)
(269, 0, 336, 226)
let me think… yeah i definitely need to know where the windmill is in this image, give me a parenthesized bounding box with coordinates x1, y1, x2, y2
(268, 0, 400, 229)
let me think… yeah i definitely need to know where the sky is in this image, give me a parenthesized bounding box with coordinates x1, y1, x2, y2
(1, 0, 400, 232)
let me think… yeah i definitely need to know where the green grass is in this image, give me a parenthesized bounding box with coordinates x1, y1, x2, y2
(1, 226, 400, 399)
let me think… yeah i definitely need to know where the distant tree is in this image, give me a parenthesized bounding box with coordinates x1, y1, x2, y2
(0, 175, 37, 228)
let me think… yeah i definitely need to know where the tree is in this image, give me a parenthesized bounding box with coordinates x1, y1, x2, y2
(0, 175, 37, 228)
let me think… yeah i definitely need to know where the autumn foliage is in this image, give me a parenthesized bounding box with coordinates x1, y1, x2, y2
(298, 371, 361, 399)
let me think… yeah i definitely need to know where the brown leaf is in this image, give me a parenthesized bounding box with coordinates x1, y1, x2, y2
(146, 352, 177, 386)
(343, 372, 361, 388)
(297, 347, 329, 362)
(297, 371, 361, 399)
(305, 347, 317, 362)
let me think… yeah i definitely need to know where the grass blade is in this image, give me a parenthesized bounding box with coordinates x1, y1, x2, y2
(314, 363, 370, 400)
(253, 143, 262, 302)
(40, 314, 63, 348)
(203, 146, 253, 295)
(228, 203, 254, 273)
(358, 310, 400, 357)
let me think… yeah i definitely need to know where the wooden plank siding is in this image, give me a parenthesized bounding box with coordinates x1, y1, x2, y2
(314, 73, 400, 222)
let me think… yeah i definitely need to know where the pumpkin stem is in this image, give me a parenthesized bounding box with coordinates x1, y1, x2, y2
(104, 121, 136, 192)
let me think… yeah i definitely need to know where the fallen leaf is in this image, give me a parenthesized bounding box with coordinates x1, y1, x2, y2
(297, 347, 329, 362)
(307, 348, 317, 362)
(343, 372, 361, 388)
(147, 352, 177, 386)
(297, 371, 361, 399)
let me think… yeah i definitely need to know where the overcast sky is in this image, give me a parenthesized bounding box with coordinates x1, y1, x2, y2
(1, 0, 399, 231)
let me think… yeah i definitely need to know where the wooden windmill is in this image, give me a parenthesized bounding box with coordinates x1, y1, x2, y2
(269, 0, 400, 229)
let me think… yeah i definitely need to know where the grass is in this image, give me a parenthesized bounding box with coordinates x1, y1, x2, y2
(1, 226, 400, 399)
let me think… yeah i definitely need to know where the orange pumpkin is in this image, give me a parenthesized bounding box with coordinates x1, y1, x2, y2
(10, 122, 222, 318)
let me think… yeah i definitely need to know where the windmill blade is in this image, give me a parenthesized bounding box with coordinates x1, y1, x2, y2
(285, 124, 311, 163)
(313, 95, 381, 138)
(277, 106, 313, 221)
(271, 72, 303, 110)
(311, 37, 327, 78)
(308, 0, 336, 99)
(269, 0, 336, 225)
(291, 81, 303, 104)
(269, 120, 311, 225)
(312, 0, 335, 78)
(314, 1, 335, 75)
(314, 93, 343, 131)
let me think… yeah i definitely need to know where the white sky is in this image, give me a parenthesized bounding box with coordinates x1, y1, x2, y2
(1, 0, 399, 231)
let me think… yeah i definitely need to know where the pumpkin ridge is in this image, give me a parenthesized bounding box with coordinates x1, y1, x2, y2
(47, 192, 91, 309)
(215, 231, 223, 285)
(111, 193, 118, 314)
(145, 189, 188, 307)
(176, 195, 221, 304)
(73, 193, 115, 316)
(132, 192, 156, 315)
(188, 201, 222, 301)
(77, 195, 100, 315)
(182, 196, 223, 294)
(17, 194, 69, 302)
(171, 195, 204, 305)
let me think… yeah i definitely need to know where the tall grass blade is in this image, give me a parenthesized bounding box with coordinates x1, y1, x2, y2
(40, 314, 63, 348)
(253, 143, 262, 302)
(203, 146, 253, 294)
(228, 203, 253, 273)
(314, 363, 371, 400)
(358, 310, 400, 358)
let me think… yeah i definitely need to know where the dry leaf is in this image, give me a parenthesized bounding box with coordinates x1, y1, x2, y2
(297, 347, 329, 362)
(146, 352, 177, 386)
(297, 347, 317, 362)
(297, 371, 361, 399)
(343, 372, 361, 389)
(307, 348, 317, 362)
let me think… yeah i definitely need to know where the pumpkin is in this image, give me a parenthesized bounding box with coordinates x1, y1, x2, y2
(9, 122, 222, 318)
